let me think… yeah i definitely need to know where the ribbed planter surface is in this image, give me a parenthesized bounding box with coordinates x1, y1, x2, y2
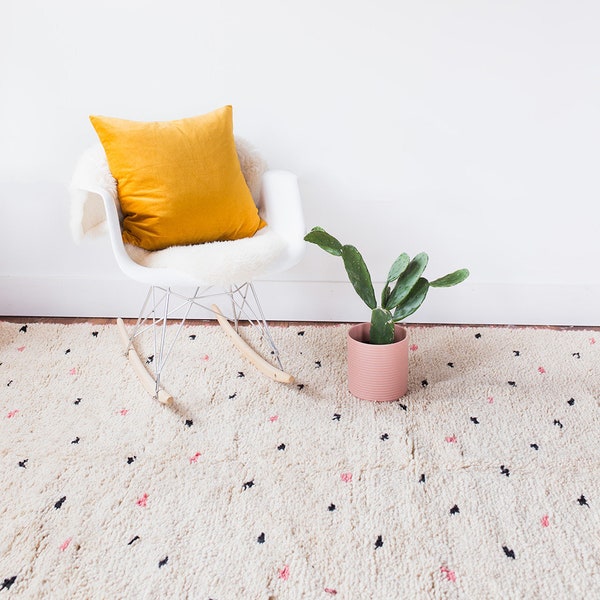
(347, 323, 409, 401)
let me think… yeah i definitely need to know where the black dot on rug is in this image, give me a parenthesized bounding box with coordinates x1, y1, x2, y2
(578, 495, 589, 507)
(1, 576, 17, 591)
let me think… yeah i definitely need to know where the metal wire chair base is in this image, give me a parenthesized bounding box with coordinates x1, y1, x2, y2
(117, 282, 293, 403)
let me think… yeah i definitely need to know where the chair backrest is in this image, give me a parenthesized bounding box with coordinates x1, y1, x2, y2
(70, 141, 305, 288)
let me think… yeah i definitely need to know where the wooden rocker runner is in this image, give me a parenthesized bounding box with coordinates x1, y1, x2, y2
(211, 305, 294, 384)
(115, 295, 294, 405)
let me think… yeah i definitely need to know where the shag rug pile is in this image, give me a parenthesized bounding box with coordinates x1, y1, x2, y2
(1, 321, 599, 599)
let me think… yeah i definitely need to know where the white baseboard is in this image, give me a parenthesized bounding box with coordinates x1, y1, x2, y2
(0, 276, 598, 327)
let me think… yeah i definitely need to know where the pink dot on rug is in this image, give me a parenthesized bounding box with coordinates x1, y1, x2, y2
(441, 566, 456, 582)
(136, 493, 148, 507)
(487, 396, 494, 403)
(7, 410, 19, 419)
(59, 538, 72, 551)
(341, 473, 352, 483)
(410, 344, 418, 351)
(69, 368, 77, 375)
(541, 515, 550, 527)
(269, 415, 279, 422)
(445, 436, 457, 443)
(590, 338, 596, 345)
(278, 565, 290, 580)
(17, 346, 25, 352)
(324, 588, 337, 595)
(538, 366, 546, 374)
(189, 452, 201, 464)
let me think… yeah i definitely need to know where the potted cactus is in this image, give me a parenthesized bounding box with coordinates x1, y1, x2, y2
(304, 226, 469, 401)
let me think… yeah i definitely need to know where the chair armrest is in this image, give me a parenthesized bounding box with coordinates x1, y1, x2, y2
(84, 185, 141, 278)
(260, 170, 306, 242)
(258, 170, 306, 273)
(70, 144, 150, 281)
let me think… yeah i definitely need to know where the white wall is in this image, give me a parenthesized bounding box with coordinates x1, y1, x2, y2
(1, 0, 599, 325)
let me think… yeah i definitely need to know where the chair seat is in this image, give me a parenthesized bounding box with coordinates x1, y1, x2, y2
(124, 226, 286, 287)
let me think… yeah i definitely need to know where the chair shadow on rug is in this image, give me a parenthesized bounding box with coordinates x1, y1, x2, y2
(70, 129, 305, 405)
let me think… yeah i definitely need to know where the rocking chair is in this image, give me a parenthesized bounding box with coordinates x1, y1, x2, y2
(70, 137, 305, 405)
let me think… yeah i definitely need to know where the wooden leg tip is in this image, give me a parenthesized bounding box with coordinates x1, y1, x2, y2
(158, 391, 174, 405)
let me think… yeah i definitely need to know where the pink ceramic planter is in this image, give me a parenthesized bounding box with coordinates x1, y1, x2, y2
(347, 323, 409, 401)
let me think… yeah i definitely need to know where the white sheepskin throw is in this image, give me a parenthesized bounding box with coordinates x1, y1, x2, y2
(69, 144, 119, 241)
(69, 138, 285, 286)
(125, 228, 285, 287)
(233, 136, 267, 202)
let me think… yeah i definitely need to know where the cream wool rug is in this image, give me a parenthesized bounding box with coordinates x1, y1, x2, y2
(1, 321, 599, 599)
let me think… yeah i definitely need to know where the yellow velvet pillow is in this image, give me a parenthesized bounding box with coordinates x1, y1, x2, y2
(89, 106, 266, 251)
